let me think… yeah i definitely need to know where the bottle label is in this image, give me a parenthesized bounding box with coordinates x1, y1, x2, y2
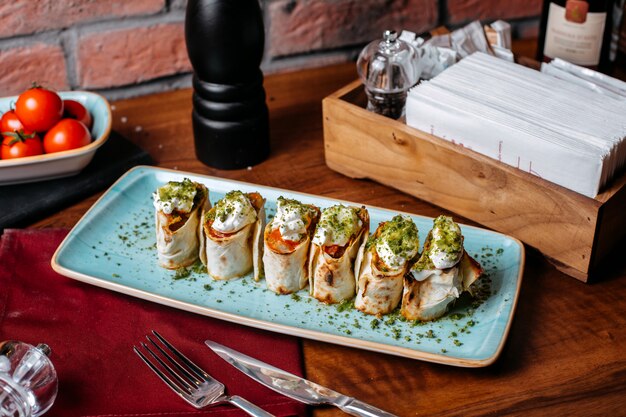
(543, 1, 607, 66)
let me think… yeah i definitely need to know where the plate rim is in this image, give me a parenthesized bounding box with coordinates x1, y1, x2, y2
(51, 165, 526, 367)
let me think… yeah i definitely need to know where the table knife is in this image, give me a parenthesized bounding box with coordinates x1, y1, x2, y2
(205, 340, 398, 417)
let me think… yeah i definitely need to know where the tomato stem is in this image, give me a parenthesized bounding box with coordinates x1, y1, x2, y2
(5, 129, 35, 145)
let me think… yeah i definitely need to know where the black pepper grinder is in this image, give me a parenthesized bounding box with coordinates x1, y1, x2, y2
(185, 0, 270, 169)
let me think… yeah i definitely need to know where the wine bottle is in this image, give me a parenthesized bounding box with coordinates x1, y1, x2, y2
(609, 0, 624, 62)
(537, 0, 614, 71)
(612, 1, 626, 77)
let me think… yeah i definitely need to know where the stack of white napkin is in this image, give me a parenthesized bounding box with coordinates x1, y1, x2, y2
(541, 58, 626, 101)
(406, 52, 626, 198)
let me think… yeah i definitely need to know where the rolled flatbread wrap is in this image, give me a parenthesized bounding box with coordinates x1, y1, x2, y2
(263, 197, 320, 294)
(401, 216, 483, 321)
(355, 215, 419, 316)
(308, 205, 369, 304)
(200, 191, 265, 281)
(154, 178, 210, 269)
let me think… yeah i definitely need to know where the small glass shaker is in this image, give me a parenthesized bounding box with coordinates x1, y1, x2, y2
(357, 30, 419, 119)
(0, 341, 58, 417)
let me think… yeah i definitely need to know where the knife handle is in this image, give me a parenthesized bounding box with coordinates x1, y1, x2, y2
(227, 395, 276, 417)
(338, 398, 398, 417)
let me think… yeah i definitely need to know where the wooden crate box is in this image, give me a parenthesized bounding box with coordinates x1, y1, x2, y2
(322, 80, 626, 282)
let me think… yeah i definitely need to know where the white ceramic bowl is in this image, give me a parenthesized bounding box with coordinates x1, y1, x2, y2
(0, 91, 112, 185)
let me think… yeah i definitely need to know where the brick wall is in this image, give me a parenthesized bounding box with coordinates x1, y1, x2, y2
(0, 0, 542, 99)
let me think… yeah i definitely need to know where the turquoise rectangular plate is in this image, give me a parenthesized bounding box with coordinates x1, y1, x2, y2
(52, 166, 525, 367)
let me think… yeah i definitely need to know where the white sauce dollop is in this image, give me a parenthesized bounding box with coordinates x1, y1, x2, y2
(429, 217, 463, 269)
(374, 215, 419, 270)
(152, 182, 197, 214)
(376, 239, 406, 270)
(312, 205, 362, 247)
(212, 191, 256, 233)
(377, 240, 417, 271)
(272, 199, 307, 242)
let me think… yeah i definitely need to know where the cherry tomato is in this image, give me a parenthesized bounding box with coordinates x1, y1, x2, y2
(15, 86, 63, 132)
(43, 119, 91, 154)
(63, 99, 92, 129)
(0, 110, 25, 134)
(1, 131, 43, 159)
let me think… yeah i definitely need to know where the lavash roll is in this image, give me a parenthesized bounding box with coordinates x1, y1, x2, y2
(200, 191, 265, 281)
(401, 216, 483, 321)
(154, 179, 210, 269)
(308, 205, 369, 304)
(355, 215, 419, 316)
(263, 198, 320, 294)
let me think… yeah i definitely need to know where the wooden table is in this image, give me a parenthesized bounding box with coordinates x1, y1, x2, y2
(31, 43, 626, 416)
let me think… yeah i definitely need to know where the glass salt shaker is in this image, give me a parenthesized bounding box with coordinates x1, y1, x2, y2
(357, 30, 419, 119)
(0, 341, 58, 417)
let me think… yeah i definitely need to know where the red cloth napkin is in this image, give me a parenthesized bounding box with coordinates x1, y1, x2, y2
(0, 229, 306, 417)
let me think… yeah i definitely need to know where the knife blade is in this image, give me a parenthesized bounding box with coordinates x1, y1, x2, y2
(205, 340, 398, 417)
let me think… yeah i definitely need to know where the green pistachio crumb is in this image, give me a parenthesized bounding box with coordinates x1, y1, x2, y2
(336, 299, 355, 312)
(173, 267, 191, 280)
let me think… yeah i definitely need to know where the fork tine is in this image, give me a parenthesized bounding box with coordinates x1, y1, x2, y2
(145, 335, 203, 387)
(140, 342, 196, 392)
(152, 330, 212, 382)
(133, 345, 195, 403)
(135, 335, 275, 417)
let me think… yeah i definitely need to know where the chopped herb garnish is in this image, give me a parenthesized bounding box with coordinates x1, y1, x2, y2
(336, 299, 354, 312)
(173, 267, 191, 280)
(391, 328, 401, 340)
(190, 261, 207, 274)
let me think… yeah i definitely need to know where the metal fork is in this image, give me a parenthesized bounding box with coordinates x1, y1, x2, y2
(133, 330, 274, 417)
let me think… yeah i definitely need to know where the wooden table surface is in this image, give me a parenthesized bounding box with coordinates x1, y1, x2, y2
(31, 41, 626, 416)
